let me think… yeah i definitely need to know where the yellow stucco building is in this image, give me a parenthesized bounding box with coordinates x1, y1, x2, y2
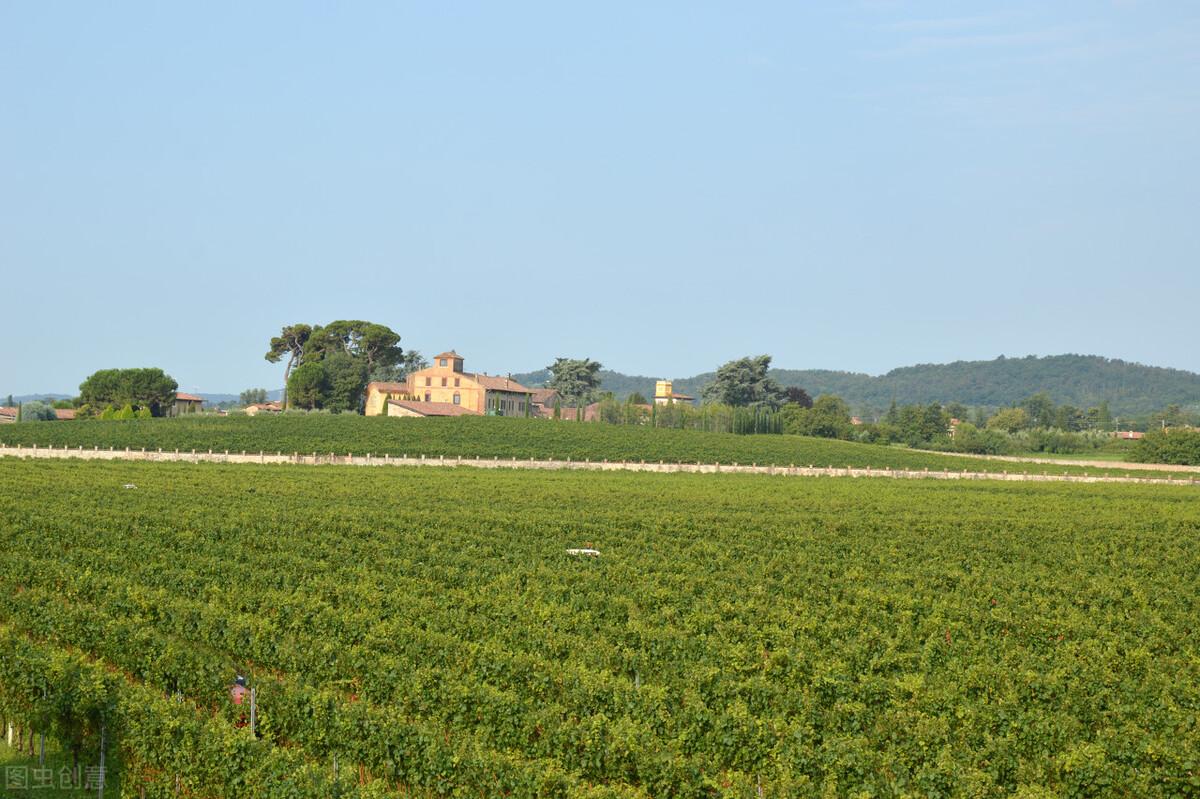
(365, 351, 535, 417)
(653, 380, 694, 405)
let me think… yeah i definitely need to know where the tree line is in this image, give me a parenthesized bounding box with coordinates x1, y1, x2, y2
(541, 354, 1200, 458)
(12, 368, 182, 420)
(264, 320, 425, 412)
(14, 341, 1197, 454)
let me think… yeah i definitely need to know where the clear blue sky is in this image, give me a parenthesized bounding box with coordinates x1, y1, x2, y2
(2, 2, 1197, 396)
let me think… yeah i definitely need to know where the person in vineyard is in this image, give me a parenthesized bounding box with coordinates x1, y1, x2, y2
(230, 675, 249, 728)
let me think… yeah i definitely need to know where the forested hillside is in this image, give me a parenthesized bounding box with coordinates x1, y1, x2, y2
(517, 355, 1200, 416)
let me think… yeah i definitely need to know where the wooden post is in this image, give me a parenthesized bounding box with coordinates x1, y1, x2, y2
(99, 721, 106, 799)
(250, 686, 257, 735)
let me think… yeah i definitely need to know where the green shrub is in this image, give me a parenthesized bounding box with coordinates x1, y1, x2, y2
(1129, 428, 1200, 465)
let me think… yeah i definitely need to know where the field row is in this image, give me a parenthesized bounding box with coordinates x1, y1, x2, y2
(0, 414, 1169, 477)
(1, 459, 1198, 796)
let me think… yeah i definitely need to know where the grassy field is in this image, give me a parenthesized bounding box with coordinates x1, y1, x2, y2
(0, 414, 1172, 478)
(0, 458, 1197, 797)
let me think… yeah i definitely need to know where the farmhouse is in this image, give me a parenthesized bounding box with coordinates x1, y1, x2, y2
(173, 393, 204, 415)
(557, 403, 601, 422)
(364, 351, 534, 417)
(529, 388, 562, 418)
(244, 402, 282, 417)
(0, 407, 16, 424)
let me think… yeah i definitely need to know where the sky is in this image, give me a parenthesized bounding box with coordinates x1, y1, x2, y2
(2, 2, 1198, 395)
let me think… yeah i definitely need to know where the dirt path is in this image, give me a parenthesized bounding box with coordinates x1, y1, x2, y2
(929, 449, 1200, 473)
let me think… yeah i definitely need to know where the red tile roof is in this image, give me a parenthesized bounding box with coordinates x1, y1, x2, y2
(552, 402, 603, 422)
(387, 399, 480, 417)
(466, 373, 533, 393)
(406, 361, 533, 394)
(0, 407, 17, 419)
(434, 351, 463, 360)
(54, 408, 76, 420)
(175, 393, 204, 402)
(529, 388, 559, 406)
(548, 402, 653, 421)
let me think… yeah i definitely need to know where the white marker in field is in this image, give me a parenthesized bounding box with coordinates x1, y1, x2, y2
(566, 548, 600, 557)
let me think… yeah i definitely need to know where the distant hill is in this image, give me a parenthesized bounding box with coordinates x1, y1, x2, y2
(10, 357, 1197, 418)
(511, 369, 661, 400)
(196, 389, 283, 406)
(2, 393, 73, 405)
(516, 355, 1200, 417)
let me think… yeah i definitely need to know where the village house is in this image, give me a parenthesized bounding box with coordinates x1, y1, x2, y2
(172, 392, 204, 415)
(0, 406, 76, 422)
(364, 351, 535, 418)
(556, 403, 605, 422)
(244, 402, 282, 417)
(529, 388, 562, 418)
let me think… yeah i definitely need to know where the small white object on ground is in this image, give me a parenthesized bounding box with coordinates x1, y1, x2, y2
(122, 484, 137, 489)
(565, 548, 600, 556)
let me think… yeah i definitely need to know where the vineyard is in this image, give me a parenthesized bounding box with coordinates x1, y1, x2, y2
(0, 414, 1162, 477)
(1, 459, 1198, 797)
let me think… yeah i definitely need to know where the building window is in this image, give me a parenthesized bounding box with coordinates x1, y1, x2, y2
(453, 393, 461, 405)
(454, 378, 460, 387)
(424, 392, 431, 402)
(441, 377, 447, 387)
(425, 377, 431, 386)
(439, 358, 447, 367)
